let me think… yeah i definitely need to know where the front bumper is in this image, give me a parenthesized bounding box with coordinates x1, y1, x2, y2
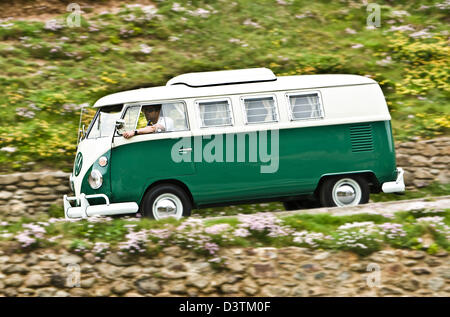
(63, 193, 139, 219)
(381, 167, 405, 193)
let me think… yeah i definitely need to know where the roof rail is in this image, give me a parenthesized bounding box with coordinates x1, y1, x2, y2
(166, 68, 277, 88)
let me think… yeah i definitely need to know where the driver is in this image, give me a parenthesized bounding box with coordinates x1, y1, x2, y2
(123, 105, 173, 139)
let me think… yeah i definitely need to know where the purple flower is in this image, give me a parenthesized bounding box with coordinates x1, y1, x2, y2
(243, 19, 261, 28)
(92, 242, 110, 256)
(15, 223, 46, 248)
(16, 107, 35, 118)
(149, 229, 172, 240)
(389, 25, 415, 32)
(86, 215, 113, 223)
(293, 231, 330, 248)
(205, 224, 231, 235)
(204, 242, 219, 255)
(44, 19, 64, 31)
(88, 24, 100, 32)
(189, 8, 211, 18)
(237, 213, 293, 237)
(172, 3, 185, 12)
(139, 44, 153, 54)
(232, 228, 250, 237)
(378, 223, 407, 239)
(118, 229, 149, 254)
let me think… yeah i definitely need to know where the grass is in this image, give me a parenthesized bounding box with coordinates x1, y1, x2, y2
(281, 213, 389, 232)
(0, 0, 448, 172)
(1, 205, 448, 258)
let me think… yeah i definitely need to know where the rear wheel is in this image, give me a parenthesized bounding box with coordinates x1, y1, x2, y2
(319, 175, 369, 207)
(141, 184, 192, 220)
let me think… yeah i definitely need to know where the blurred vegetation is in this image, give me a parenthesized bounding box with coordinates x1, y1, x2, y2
(0, 0, 448, 172)
(1, 207, 448, 257)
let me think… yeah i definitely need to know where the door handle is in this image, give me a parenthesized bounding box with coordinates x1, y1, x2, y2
(178, 147, 192, 153)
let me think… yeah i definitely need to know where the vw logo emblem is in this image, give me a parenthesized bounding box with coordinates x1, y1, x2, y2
(74, 152, 83, 176)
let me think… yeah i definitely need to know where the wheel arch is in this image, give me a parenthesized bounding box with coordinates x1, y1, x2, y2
(314, 171, 380, 196)
(139, 179, 195, 209)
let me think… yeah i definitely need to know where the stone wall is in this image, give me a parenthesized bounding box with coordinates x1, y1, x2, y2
(0, 246, 448, 297)
(0, 137, 448, 218)
(395, 137, 450, 188)
(0, 171, 71, 218)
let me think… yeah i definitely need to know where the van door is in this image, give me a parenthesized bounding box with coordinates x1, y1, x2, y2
(189, 97, 283, 205)
(109, 102, 195, 204)
(191, 129, 283, 205)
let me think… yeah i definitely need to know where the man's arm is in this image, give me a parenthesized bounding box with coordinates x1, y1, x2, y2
(123, 126, 154, 139)
(123, 124, 165, 139)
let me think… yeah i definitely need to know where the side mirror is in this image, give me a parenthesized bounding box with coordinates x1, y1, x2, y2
(115, 119, 125, 135)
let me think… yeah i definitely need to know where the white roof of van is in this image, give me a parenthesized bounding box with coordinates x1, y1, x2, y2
(93, 69, 376, 108)
(166, 68, 277, 87)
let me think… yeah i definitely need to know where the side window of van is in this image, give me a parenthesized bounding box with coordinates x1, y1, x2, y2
(88, 105, 123, 139)
(137, 102, 189, 132)
(122, 105, 141, 132)
(287, 92, 323, 120)
(197, 99, 233, 127)
(122, 102, 189, 133)
(241, 95, 278, 124)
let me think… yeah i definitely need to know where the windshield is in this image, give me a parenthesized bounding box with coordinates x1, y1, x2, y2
(87, 105, 123, 139)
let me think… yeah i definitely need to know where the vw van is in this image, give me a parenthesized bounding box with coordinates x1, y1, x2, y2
(63, 68, 405, 220)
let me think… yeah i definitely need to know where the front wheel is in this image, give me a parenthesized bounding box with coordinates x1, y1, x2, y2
(141, 184, 192, 220)
(318, 175, 369, 207)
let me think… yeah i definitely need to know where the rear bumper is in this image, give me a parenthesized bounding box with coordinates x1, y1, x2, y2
(63, 193, 139, 219)
(381, 167, 405, 193)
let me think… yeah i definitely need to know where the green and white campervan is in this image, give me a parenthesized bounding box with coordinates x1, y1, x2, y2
(63, 68, 405, 220)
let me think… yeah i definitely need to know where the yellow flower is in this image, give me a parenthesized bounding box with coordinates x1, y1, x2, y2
(100, 76, 117, 84)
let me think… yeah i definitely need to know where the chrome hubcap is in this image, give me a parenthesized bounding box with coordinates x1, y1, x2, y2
(156, 199, 176, 214)
(152, 193, 183, 220)
(335, 185, 356, 205)
(332, 178, 361, 207)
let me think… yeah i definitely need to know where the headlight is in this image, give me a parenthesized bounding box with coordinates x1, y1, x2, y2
(88, 169, 103, 189)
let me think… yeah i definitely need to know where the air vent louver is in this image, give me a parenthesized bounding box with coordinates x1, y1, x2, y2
(350, 124, 373, 152)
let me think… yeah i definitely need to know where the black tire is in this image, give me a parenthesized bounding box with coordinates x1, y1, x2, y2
(318, 175, 369, 207)
(141, 184, 192, 220)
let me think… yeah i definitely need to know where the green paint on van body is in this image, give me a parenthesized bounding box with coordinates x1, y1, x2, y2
(80, 120, 397, 208)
